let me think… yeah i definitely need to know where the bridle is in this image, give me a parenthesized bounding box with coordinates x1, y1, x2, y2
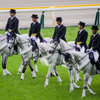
(50, 42, 59, 51)
(8, 36, 30, 46)
(60, 51, 89, 69)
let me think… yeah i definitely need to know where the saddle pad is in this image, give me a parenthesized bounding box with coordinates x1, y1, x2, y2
(89, 52, 95, 65)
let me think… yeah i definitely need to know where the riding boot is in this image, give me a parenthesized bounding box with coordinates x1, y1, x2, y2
(13, 44, 18, 55)
(95, 61, 100, 74)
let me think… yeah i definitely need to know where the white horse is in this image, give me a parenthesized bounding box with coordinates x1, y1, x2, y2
(32, 41, 81, 90)
(0, 34, 27, 76)
(63, 51, 96, 97)
(8, 34, 37, 80)
(49, 39, 82, 90)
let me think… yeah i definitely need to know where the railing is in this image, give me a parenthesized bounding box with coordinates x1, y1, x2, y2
(0, 4, 100, 28)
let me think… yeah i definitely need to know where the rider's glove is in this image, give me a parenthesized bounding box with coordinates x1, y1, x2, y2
(28, 37, 31, 40)
(5, 31, 10, 35)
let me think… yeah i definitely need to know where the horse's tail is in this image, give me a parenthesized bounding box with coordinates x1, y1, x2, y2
(39, 57, 49, 66)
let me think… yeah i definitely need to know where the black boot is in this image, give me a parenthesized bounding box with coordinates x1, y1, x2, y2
(13, 44, 18, 55)
(95, 61, 100, 74)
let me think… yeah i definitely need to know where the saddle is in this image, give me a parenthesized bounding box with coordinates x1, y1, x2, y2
(89, 52, 95, 65)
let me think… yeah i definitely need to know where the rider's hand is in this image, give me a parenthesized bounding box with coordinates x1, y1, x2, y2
(5, 31, 10, 35)
(28, 37, 31, 40)
(86, 49, 89, 52)
(89, 48, 93, 52)
(77, 45, 81, 49)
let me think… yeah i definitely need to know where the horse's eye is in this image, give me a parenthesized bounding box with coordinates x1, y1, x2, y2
(35, 51, 37, 52)
(12, 38, 14, 40)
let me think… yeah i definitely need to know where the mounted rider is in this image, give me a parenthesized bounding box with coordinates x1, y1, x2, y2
(52, 17, 66, 42)
(87, 25, 100, 74)
(28, 14, 43, 51)
(75, 21, 88, 53)
(5, 9, 19, 55)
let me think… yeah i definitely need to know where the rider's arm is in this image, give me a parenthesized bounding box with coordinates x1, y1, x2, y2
(93, 36, 100, 51)
(80, 31, 88, 47)
(5, 18, 9, 31)
(29, 23, 32, 37)
(52, 27, 56, 39)
(59, 26, 66, 39)
(35, 23, 41, 38)
(11, 19, 19, 33)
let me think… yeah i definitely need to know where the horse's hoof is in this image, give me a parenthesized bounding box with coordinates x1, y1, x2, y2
(33, 77, 36, 79)
(92, 92, 96, 95)
(44, 84, 48, 87)
(35, 71, 38, 73)
(7, 73, 12, 75)
(17, 72, 21, 74)
(81, 96, 85, 98)
(3, 74, 6, 76)
(20, 78, 23, 80)
(78, 86, 81, 89)
(50, 73, 55, 77)
(79, 78, 81, 81)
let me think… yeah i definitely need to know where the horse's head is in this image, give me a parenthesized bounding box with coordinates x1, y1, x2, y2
(7, 33, 17, 49)
(32, 41, 42, 62)
(64, 53, 72, 62)
(63, 52, 75, 69)
(49, 37, 61, 54)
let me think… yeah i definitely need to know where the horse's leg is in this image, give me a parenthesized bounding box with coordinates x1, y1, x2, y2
(29, 61, 36, 78)
(81, 73, 89, 98)
(68, 69, 74, 92)
(20, 62, 28, 80)
(75, 65, 81, 82)
(88, 75, 94, 86)
(2, 55, 11, 76)
(73, 68, 81, 89)
(44, 63, 55, 87)
(34, 60, 38, 73)
(54, 66, 62, 83)
(18, 55, 24, 74)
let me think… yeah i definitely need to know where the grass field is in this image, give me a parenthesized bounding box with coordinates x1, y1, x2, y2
(0, 26, 100, 100)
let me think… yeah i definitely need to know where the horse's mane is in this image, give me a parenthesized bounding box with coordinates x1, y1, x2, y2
(17, 34, 27, 42)
(38, 43, 51, 51)
(60, 39, 73, 51)
(0, 34, 6, 41)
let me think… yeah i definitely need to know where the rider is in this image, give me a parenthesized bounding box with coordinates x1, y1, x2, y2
(87, 25, 100, 74)
(28, 14, 43, 50)
(5, 9, 19, 55)
(52, 17, 66, 42)
(75, 21, 88, 53)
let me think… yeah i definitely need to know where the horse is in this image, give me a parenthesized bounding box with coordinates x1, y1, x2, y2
(8, 33, 54, 80)
(0, 34, 28, 76)
(8, 33, 37, 80)
(31, 40, 81, 90)
(63, 51, 96, 97)
(48, 38, 82, 90)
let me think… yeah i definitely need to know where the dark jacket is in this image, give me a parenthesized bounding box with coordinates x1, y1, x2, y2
(52, 24, 66, 41)
(5, 17, 19, 34)
(88, 33, 100, 55)
(75, 29, 88, 50)
(29, 21, 43, 42)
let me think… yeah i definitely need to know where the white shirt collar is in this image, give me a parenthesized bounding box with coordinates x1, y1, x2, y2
(58, 24, 62, 28)
(33, 21, 37, 25)
(11, 16, 15, 20)
(79, 29, 84, 33)
(93, 33, 98, 37)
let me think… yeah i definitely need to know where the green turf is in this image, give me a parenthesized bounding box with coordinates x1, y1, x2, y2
(0, 26, 100, 100)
